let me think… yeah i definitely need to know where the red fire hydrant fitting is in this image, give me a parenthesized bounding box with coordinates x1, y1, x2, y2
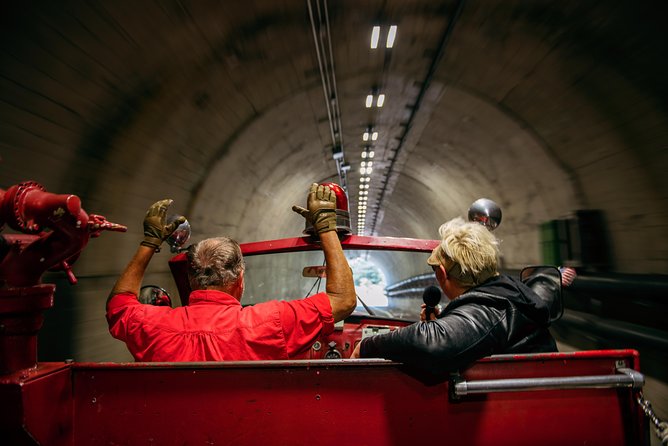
(0, 181, 126, 374)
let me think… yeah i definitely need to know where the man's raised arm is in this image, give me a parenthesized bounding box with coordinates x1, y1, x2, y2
(292, 183, 356, 321)
(107, 199, 185, 308)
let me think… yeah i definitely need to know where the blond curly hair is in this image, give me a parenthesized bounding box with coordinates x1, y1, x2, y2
(429, 217, 499, 286)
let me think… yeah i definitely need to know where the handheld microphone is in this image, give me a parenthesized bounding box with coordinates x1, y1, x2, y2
(422, 285, 442, 320)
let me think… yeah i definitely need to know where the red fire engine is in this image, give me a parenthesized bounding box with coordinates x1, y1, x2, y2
(0, 181, 663, 445)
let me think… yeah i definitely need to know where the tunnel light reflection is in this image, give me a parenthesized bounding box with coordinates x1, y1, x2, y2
(365, 94, 373, 108)
(376, 94, 385, 107)
(350, 257, 388, 307)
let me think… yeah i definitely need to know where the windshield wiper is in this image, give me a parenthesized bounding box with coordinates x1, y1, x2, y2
(356, 293, 376, 316)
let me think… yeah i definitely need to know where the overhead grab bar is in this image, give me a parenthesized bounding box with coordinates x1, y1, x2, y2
(452, 368, 644, 397)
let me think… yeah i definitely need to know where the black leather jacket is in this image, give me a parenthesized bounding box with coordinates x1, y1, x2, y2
(360, 274, 558, 373)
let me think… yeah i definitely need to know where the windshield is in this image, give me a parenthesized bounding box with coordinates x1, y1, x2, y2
(242, 249, 439, 321)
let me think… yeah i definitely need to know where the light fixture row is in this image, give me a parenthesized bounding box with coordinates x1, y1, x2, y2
(360, 25, 397, 234)
(357, 146, 374, 234)
(358, 173, 369, 231)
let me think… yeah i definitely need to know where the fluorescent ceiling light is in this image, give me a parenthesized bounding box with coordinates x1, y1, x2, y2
(377, 94, 385, 107)
(363, 132, 369, 141)
(366, 95, 373, 108)
(371, 26, 380, 49)
(371, 132, 378, 141)
(386, 26, 397, 48)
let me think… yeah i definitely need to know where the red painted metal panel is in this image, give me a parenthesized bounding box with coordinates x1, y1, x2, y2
(167, 252, 191, 305)
(239, 234, 439, 255)
(71, 350, 646, 446)
(0, 285, 55, 373)
(0, 363, 73, 446)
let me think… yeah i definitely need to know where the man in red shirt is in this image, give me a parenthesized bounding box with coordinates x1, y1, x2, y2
(106, 184, 356, 361)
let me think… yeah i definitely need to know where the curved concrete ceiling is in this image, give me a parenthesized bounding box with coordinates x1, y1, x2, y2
(2, 0, 667, 279)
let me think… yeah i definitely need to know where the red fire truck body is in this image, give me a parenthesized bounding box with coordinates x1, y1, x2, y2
(0, 183, 651, 445)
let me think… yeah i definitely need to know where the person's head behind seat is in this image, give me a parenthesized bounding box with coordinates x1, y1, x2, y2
(187, 237, 245, 292)
(427, 217, 499, 288)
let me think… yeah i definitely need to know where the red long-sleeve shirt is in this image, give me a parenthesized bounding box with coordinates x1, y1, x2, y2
(106, 290, 334, 361)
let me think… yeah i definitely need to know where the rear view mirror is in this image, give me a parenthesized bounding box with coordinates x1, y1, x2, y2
(139, 285, 173, 307)
(302, 266, 327, 278)
(520, 266, 563, 322)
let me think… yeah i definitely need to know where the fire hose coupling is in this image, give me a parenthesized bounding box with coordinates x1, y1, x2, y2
(0, 181, 90, 233)
(0, 181, 127, 288)
(0, 181, 50, 232)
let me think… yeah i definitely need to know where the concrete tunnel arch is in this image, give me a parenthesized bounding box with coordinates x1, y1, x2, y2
(188, 78, 578, 270)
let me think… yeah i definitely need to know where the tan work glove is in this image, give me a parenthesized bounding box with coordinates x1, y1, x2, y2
(292, 183, 337, 234)
(140, 199, 186, 251)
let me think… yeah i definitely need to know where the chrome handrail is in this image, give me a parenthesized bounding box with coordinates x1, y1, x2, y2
(452, 367, 644, 397)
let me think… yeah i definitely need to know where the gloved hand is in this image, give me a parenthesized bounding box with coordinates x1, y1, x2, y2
(292, 183, 337, 234)
(140, 199, 186, 251)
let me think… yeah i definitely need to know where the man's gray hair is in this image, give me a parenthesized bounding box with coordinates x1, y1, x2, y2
(187, 237, 245, 290)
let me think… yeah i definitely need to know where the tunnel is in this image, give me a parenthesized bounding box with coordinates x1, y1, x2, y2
(1, 0, 667, 437)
